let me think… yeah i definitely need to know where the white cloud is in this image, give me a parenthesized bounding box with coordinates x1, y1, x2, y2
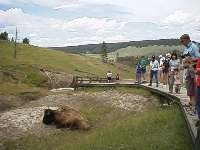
(0, 0, 11, 4)
(0, 8, 127, 46)
(163, 10, 200, 27)
(54, 3, 81, 10)
(1, 8, 200, 47)
(0, 0, 79, 8)
(28, 0, 79, 8)
(162, 10, 200, 41)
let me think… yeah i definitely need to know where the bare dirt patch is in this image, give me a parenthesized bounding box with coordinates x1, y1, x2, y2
(0, 90, 158, 140)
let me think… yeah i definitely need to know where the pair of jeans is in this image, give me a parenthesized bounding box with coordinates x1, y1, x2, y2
(196, 87, 200, 119)
(149, 70, 158, 85)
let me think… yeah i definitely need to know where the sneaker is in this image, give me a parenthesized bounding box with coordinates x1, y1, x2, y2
(148, 84, 152, 86)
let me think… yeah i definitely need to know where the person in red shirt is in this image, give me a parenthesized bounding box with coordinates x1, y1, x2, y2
(195, 58, 200, 126)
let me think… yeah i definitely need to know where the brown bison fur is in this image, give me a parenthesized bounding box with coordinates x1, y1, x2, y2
(43, 106, 90, 130)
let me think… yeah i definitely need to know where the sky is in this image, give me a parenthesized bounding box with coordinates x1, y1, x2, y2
(0, 0, 200, 47)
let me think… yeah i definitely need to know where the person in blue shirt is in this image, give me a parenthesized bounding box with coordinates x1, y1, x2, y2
(180, 34, 200, 58)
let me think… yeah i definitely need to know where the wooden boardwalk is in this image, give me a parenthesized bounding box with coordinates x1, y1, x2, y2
(75, 79, 200, 149)
(141, 83, 198, 142)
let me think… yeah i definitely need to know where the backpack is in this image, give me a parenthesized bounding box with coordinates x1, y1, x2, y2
(163, 59, 169, 69)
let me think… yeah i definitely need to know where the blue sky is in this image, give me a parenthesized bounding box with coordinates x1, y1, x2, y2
(0, 0, 200, 47)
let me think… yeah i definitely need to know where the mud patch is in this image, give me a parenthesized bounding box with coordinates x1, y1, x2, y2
(0, 90, 158, 140)
(0, 106, 58, 140)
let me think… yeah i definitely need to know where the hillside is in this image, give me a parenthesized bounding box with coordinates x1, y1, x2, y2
(0, 40, 134, 87)
(49, 39, 180, 54)
(0, 41, 193, 150)
(83, 45, 183, 64)
(0, 40, 134, 111)
(109, 45, 183, 59)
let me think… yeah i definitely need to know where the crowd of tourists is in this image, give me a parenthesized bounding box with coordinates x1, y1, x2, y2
(135, 34, 200, 127)
(105, 34, 200, 127)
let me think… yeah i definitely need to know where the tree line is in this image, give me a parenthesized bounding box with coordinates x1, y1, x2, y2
(52, 39, 181, 54)
(0, 31, 30, 44)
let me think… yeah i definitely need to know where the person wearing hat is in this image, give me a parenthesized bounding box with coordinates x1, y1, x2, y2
(149, 55, 159, 87)
(180, 34, 200, 59)
(180, 34, 200, 126)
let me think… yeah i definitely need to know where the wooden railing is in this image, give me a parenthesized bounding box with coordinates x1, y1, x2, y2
(69, 77, 200, 149)
(70, 76, 117, 89)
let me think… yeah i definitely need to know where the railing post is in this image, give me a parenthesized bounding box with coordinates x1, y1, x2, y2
(70, 76, 78, 90)
(80, 77, 83, 84)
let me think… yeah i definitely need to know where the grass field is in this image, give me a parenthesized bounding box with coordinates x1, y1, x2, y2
(0, 40, 134, 77)
(3, 87, 193, 150)
(109, 45, 183, 59)
(0, 40, 134, 95)
(85, 45, 183, 61)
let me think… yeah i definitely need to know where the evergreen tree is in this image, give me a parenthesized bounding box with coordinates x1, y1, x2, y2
(101, 41, 108, 63)
(23, 37, 30, 44)
(116, 52, 119, 62)
(0, 32, 8, 40)
(11, 37, 14, 42)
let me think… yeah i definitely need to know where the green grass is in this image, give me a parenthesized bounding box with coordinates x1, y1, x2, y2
(0, 40, 135, 95)
(1, 87, 193, 150)
(0, 41, 193, 150)
(85, 45, 183, 60)
(3, 105, 193, 150)
(109, 45, 183, 59)
(0, 40, 134, 78)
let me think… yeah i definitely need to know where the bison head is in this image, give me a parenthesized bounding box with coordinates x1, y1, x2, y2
(43, 109, 55, 125)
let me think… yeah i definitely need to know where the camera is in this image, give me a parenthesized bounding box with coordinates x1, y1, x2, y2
(181, 52, 191, 59)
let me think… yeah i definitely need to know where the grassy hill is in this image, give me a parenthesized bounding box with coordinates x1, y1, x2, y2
(49, 39, 180, 54)
(0, 40, 134, 95)
(84, 45, 183, 62)
(109, 45, 183, 59)
(0, 40, 193, 150)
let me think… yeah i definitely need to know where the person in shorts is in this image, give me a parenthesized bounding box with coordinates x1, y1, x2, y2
(174, 68, 181, 94)
(107, 70, 112, 83)
(115, 73, 120, 81)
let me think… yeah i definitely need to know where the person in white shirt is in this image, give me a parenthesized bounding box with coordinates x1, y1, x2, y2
(168, 52, 180, 93)
(149, 55, 159, 87)
(159, 55, 165, 83)
(107, 70, 112, 83)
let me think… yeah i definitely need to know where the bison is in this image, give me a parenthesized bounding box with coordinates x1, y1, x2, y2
(43, 107, 90, 130)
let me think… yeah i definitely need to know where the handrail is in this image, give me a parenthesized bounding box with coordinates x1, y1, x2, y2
(70, 76, 200, 150)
